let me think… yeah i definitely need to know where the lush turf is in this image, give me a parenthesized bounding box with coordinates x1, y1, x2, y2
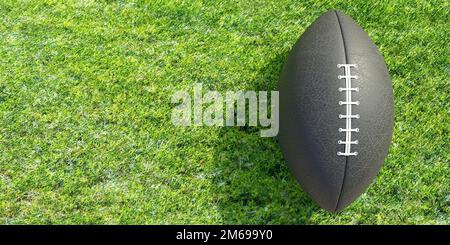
(0, 0, 448, 224)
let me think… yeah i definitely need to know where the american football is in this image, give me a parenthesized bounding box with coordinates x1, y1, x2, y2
(278, 10, 394, 212)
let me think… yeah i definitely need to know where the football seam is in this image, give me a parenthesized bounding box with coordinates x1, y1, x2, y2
(334, 10, 348, 212)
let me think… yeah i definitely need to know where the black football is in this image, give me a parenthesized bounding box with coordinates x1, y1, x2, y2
(278, 10, 394, 212)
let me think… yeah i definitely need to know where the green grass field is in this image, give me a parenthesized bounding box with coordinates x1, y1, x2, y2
(0, 0, 448, 224)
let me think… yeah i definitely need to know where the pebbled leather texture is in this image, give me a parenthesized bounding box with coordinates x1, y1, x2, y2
(278, 10, 394, 212)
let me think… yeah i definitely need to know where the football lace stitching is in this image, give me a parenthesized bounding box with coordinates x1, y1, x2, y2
(337, 64, 359, 157)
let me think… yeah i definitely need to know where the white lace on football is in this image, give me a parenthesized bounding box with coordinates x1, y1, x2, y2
(337, 64, 359, 156)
